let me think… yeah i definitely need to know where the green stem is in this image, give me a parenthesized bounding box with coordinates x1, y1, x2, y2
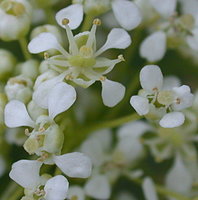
(45, 8, 56, 24)
(81, 14, 94, 32)
(19, 37, 31, 60)
(7, 185, 23, 200)
(1, 182, 17, 200)
(105, 72, 140, 119)
(86, 113, 141, 133)
(62, 113, 141, 153)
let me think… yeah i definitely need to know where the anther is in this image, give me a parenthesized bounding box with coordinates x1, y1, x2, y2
(44, 52, 49, 59)
(93, 18, 101, 26)
(62, 18, 70, 25)
(24, 129, 30, 136)
(100, 76, 106, 81)
(118, 54, 125, 61)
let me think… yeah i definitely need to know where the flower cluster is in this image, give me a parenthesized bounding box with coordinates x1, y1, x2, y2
(1, 0, 198, 200)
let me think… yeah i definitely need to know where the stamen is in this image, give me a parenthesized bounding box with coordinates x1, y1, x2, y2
(86, 18, 101, 48)
(24, 129, 30, 136)
(100, 76, 106, 81)
(62, 18, 79, 55)
(118, 54, 125, 61)
(44, 52, 49, 59)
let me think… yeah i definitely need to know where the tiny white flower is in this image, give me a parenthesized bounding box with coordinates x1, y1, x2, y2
(115, 121, 151, 163)
(29, 12, 130, 106)
(130, 65, 194, 128)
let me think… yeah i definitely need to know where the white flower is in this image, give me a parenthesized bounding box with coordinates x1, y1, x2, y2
(130, 65, 194, 128)
(5, 82, 76, 128)
(114, 121, 151, 164)
(0, 0, 32, 41)
(4, 82, 76, 156)
(10, 153, 92, 199)
(28, 7, 130, 107)
(73, 0, 142, 31)
(10, 160, 68, 200)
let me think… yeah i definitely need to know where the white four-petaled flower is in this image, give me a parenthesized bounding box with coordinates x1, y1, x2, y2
(130, 65, 194, 128)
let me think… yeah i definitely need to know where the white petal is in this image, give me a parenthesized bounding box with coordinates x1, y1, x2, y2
(55, 4, 83, 29)
(9, 160, 41, 189)
(101, 79, 125, 107)
(165, 156, 193, 193)
(112, 0, 142, 30)
(159, 112, 185, 128)
(44, 175, 69, 200)
(187, 29, 198, 51)
(95, 28, 131, 56)
(149, 0, 177, 17)
(33, 74, 65, 109)
(172, 85, 194, 111)
(142, 177, 158, 200)
(48, 82, 76, 119)
(130, 96, 149, 115)
(140, 65, 163, 92)
(54, 152, 92, 178)
(4, 100, 35, 128)
(28, 33, 60, 54)
(140, 31, 166, 62)
(163, 76, 181, 90)
(85, 175, 111, 199)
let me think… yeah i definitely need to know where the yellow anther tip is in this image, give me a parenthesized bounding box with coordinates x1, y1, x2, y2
(93, 18, 101, 26)
(44, 52, 49, 59)
(62, 18, 70, 25)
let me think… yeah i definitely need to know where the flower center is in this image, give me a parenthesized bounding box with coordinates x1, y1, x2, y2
(157, 90, 175, 106)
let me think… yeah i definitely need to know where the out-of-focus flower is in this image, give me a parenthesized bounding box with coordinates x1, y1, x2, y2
(0, 49, 16, 80)
(0, 0, 32, 41)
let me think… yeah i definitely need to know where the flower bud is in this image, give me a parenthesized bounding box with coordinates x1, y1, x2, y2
(0, 49, 16, 80)
(0, 0, 32, 41)
(43, 124, 64, 154)
(5, 75, 33, 104)
(16, 59, 39, 80)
